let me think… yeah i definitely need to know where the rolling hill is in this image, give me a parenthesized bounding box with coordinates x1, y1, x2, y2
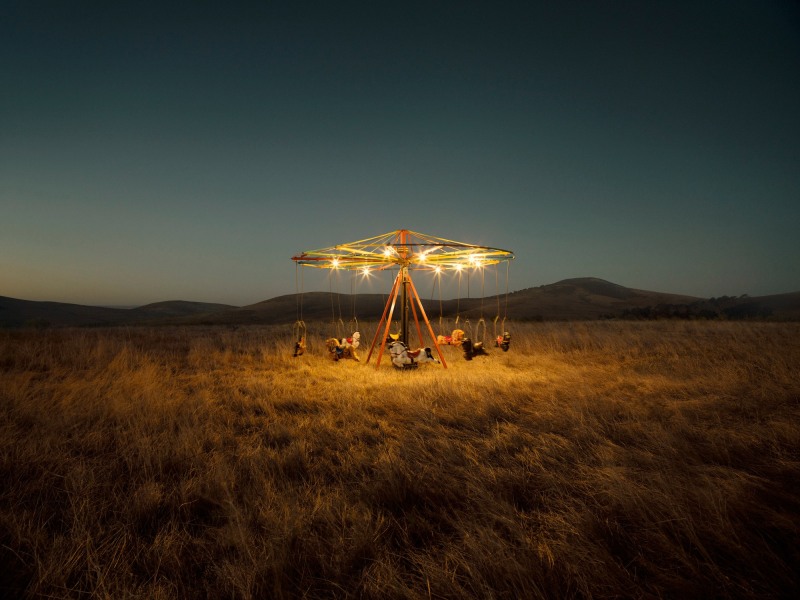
(0, 297, 237, 328)
(2, 278, 798, 327)
(460, 277, 702, 321)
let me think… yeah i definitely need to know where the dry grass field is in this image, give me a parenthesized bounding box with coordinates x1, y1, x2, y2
(1, 321, 798, 599)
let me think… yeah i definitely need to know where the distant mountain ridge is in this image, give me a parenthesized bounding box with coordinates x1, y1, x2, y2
(133, 301, 237, 318)
(2, 278, 798, 328)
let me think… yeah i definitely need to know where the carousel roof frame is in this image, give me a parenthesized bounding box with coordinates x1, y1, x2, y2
(291, 229, 514, 272)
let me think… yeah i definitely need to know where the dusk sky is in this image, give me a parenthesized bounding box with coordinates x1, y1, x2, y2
(2, 1, 799, 307)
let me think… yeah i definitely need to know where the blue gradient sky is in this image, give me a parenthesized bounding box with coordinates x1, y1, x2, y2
(2, 1, 799, 306)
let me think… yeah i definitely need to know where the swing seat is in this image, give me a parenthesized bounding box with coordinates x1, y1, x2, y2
(462, 337, 489, 360)
(496, 332, 511, 352)
(292, 320, 307, 357)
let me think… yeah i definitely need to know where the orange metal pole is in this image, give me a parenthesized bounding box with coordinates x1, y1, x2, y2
(366, 271, 400, 363)
(399, 230, 409, 346)
(407, 277, 425, 347)
(374, 272, 402, 369)
(407, 276, 447, 368)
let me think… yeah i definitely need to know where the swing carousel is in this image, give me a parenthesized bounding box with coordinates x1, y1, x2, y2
(291, 229, 514, 369)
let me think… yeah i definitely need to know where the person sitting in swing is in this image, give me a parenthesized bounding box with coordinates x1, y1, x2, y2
(461, 336, 489, 360)
(496, 331, 511, 352)
(326, 331, 360, 361)
(437, 328, 465, 347)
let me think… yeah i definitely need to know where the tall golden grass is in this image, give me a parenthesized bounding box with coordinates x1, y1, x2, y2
(1, 321, 798, 599)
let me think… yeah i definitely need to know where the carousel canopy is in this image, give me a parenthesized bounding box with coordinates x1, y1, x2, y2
(291, 229, 514, 273)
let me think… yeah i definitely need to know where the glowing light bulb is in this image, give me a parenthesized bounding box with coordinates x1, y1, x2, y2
(469, 254, 483, 268)
(434, 266, 442, 274)
(383, 246, 393, 257)
(332, 258, 340, 268)
(362, 267, 370, 276)
(455, 264, 463, 272)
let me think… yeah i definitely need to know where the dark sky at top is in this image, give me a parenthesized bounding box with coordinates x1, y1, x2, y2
(2, 1, 799, 305)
